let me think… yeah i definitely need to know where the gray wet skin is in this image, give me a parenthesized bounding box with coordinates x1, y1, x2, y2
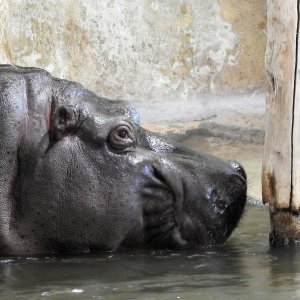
(0, 65, 247, 255)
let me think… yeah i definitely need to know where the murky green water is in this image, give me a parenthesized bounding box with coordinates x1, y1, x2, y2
(2, 137, 300, 299)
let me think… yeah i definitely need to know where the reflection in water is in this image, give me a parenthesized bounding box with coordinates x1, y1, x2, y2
(0, 250, 245, 299)
(269, 248, 300, 292)
(1, 137, 300, 299)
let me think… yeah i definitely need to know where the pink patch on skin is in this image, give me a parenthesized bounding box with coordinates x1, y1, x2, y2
(45, 99, 51, 131)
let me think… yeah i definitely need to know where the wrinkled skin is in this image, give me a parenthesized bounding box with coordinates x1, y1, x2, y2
(0, 65, 247, 255)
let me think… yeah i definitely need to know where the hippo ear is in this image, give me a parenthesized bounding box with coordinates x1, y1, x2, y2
(50, 104, 80, 140)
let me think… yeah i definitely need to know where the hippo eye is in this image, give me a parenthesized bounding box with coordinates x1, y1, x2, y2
(108, 123, 135, 150)
(118, 129, 128, 139)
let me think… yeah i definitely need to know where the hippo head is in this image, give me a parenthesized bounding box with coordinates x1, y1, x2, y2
(0, 66, 247, 254)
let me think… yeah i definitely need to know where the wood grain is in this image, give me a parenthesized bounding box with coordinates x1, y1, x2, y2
(262, 0, 298, 209)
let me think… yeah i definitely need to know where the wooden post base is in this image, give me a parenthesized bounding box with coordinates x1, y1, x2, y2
(269, 206, 300, 247)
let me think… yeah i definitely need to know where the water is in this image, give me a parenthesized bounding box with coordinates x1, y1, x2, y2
(1, 136, 300, 299)
(2, 212, 300, 300)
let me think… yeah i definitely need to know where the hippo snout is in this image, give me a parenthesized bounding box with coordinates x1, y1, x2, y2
(137, 148, 247, 249)
(156, 153, 248, 249)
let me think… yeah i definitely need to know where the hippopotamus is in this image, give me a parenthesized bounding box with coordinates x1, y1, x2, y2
(0, 65, 247, 255)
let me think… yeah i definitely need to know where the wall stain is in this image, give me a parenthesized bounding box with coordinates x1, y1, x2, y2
(0, 0, 266, 102)
(217, 0, 267, 93)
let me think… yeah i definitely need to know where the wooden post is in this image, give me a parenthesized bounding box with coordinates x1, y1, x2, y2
(262, 0, 300, 246)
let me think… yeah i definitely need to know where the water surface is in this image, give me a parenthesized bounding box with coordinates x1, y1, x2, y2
(1, 208, 300, 300)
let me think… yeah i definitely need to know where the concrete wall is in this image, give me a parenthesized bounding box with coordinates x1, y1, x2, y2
(0, 0, 266, 102)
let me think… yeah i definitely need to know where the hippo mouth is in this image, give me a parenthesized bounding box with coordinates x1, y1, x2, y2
(140, 165, 187, 249)
(140, 160, 247, 250)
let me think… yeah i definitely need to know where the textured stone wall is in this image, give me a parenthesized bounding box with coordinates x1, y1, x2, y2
(0, 0, 266, 102)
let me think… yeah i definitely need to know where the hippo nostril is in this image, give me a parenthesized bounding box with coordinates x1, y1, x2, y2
(233, 174, 246, 189)
(228, 160, 247, 181)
